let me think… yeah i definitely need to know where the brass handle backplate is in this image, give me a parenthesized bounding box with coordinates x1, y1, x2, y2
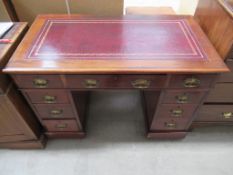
(55, 123, 68, 129)
(184, 77, 200, 88)
(176, 94, 189, 104)
(222, 112, 233, 119)
(50, 109, 63, 116)
(132, 79, 150, 89)
(33, 78, 48, 88)
(44, 95, 56, 103)
(170, 109, 183, 117)
(165, 122, 176, 129)
(84, 79, 98, 88)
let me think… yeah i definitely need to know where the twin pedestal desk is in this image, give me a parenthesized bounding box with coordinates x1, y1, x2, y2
(4, 15, 228, 139)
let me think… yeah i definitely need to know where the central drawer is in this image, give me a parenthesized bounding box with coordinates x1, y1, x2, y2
(65, 75, 167, 89)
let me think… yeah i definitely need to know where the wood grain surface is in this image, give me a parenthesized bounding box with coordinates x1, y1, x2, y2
(3, 15, 228, 74)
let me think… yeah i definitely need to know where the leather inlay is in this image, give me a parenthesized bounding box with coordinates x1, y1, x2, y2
(27, 19, 207, 60)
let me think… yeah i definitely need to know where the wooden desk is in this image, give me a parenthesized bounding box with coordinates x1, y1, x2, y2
(4, 15, 228, 139)
(0, 23, 45, 148)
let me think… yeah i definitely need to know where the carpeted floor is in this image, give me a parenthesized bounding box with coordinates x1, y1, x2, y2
(0, 91, 233, 175)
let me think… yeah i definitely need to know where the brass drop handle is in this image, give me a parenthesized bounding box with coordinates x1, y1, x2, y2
(33, 78, 48, 88)
(222, 112, 233, 119)
(171, 109, 183, 117)
(55, 123, 68, 129)
(84, 79, 98, 88)
(132, 79, 150, 89)
(50, 109, 63, 116)
(165, 122, 176, 129)
(44, 95, 56, 103)
(184, 77, 200, 88)
(176, 94, 189, 104)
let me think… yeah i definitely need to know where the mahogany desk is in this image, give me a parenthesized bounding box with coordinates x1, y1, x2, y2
(4, 15, 228, 139)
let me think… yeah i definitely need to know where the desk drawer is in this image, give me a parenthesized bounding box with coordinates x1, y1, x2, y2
(155, 104, 197, 119)
(34, 104, 75, 119)
(162, 90, 206, 104)
(168, 74, 216, 89)
(117, 75, 166, 89)
(24, 89, 70, 104)
(151, 118, 189, 131)
(205, 84, 233, 103)
(13, 75, 64, 88)
(195, 105, 233, 122)
(43, 120, 79, 132)
(65, 75, 166, 89)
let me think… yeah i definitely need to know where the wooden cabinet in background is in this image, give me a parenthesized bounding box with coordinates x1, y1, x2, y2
(193, 0, 233, 127)
(0, 23, 45, 148)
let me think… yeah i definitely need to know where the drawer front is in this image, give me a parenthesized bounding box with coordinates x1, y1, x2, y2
(162, 90, 206, 104)
(206, 84, 233, 103)
(195, 105, 233, 122)
(65, 75, 166, 89)
(24, 89, 70, 104)
(13, 75, 64, 89)
(155, 104, 198, 119)
(151, 118, 189, 131)
(42, 120, 79, 132)
(66, 75, 116, 88)
(117, 75, 166, 89)
(34, 104, 75, 119)
(168, 74, 216, 89)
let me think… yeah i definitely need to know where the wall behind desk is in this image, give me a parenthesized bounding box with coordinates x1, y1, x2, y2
(0, 1, 11, 21)
(12, 0, 124, 24)
(124, 0, 199, 15)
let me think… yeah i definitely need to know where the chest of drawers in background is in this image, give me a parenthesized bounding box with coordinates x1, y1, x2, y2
(0, 23, 45, 149)
(193, 0, 233, 126)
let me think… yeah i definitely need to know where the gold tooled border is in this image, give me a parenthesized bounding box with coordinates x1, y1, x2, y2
(28, 19, 205, 59)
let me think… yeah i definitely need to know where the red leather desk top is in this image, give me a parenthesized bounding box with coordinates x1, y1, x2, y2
(4, 15, 228, 74)
(28, 19, 205, 60)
